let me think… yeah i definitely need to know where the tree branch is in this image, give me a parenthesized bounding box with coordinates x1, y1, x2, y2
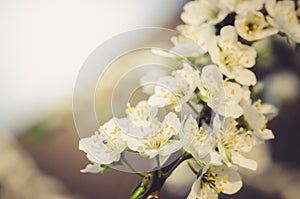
(130, 152, 193, 199)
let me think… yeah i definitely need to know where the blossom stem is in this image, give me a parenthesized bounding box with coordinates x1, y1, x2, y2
(130, 174, 153, 199)
(121, 158, 147, 178)
(193, 157, 204, 167)
(187, 101, 199, 115)
(162, 152, 193, 178)
(156, 156, 162, 178)
(186, 160, 198, 175)
(131, 152, 193, 198)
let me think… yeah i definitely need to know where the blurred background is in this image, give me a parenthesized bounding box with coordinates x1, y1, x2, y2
(0, 0, 300, 199)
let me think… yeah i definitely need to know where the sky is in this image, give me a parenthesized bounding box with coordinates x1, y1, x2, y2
(0, 0, 188, 132)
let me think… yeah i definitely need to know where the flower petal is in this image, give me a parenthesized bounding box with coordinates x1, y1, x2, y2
(235, 69, 257, 86)
(221, 168, 243, 194)
(80, 163, 104, 174)
(232, 153, 258, 171)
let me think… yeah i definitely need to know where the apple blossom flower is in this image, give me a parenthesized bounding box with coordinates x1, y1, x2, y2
(241, 103, 275, 141)
(235, 11, 278, 41)
(216, 118, 257, 170)
(209, 26, 257, 86)
(178, 24, 216, 54)
(182, 115, 217, 160)
(117, 101, 182, 158)
(118, 111, 182, 159)
(266, 0, 300, 43)
(79, 118, 127, 165)
(148, 62, 199, 112)
(116, 100, 159, 152)
(140, 69, 169, 95)
(199, 64, 244, 118)
(181, 0, 229, 26)
(240, 88, 277, 140)
(126, 100, 157, 124)
(187, 165, 242, 199)
(235, 0, 264, 14)
(220, 0, 264, 14)
(170, 35, 206, 56)
(254, 99, 278, 120)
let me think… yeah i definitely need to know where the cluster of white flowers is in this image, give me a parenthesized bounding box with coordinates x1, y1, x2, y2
(178, 0, 300, 51)
(78, 1, 299, 198)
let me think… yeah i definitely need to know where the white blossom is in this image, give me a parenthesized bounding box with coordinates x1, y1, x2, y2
(216, 118, 257, 170)
(126, 100, 157, 124)
(235, 11, 278, 41)
(182, 115, 217, 160)
(209, 26, 257, 86)
(170, 35, 206, 56)
(148, 63, 199, 112)
(140, 68, 169, 95)
(178, 24, 216, 54)
(187, 165, 242, 199)
(117, 102, 182, 158)
(80, 163, 105, 174)
(181, 0, 229, 26)
(266, 0, 300, 43)
(220, 0, 264, 14)
(118, 100, 159, 153)
(240, 88, 277, 140)
(79, 118, 126, 165)
(199, 64, 244, 118)
(236, 0, 264, 14)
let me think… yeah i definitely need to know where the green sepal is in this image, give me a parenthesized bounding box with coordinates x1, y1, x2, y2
(100, 164, 109, 173)
(130, 182, 145, 199)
